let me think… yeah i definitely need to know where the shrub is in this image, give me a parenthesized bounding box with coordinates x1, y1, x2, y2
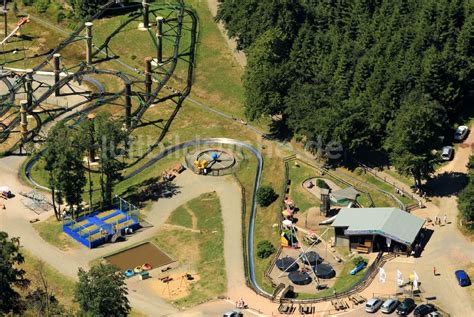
(316, 179, 330, 189)
(22, 0, 33, 6)
(354, 167, 364, 176)
(352, 256, 367, 266)
(56, 11, 66, 23)
(34, 0, 50, 13)
(257, 240, 276, 259)
(256, 185, 277, 207)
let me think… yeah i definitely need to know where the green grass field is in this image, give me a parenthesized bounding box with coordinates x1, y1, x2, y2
(152, 192, 226, 307)
(33, 215, 80, 251)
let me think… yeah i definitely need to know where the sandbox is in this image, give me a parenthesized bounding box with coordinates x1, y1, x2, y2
(104, 242, 176, 271)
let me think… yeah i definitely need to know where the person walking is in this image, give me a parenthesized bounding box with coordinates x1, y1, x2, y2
(443, 214, 447, 225)
(433, 267, 437, 276)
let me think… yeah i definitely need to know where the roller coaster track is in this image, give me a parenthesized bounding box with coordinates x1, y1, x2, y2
(1, 0, 278, 302)
(0, 0, 195, 149)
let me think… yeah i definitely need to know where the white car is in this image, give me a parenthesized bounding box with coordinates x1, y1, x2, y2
(440, 146, 454, 161)
(381, 298, 399, 313)
(454, 125, 469, 141)
(427, 312, 443, 317)
(365, 297, 383, 313)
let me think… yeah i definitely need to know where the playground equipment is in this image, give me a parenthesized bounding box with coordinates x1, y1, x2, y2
(0, 16, 30, 45)
(0, 186, 13, 199)
(188, 149, 236, 175)
(124, 269, 135, 278)
(142, 263, 152, 271)
(193, 159, 208, 173)
(62, 196, 140, 248)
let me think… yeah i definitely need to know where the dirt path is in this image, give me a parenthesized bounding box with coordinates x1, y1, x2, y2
(161, 223, 200, 233)
(206, 0, 247, 68)
(184, 205, 198, 230)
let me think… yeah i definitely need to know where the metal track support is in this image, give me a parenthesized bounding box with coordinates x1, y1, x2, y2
(26, 69, 33, 108)
(156, 16, 164, 64)
(20, 100, 28, 141)
(85, 22, 93, 65)
(142, 0, 149, 29)
(145, 57, 152, 101)
(125, 83, 132, 128)
(53, 53, 61, 96)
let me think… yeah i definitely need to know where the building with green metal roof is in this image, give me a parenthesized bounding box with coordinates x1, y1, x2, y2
(331, 207, 425, 254)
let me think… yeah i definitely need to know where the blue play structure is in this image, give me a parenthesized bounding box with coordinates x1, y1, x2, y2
(350, 262, 367, 275)
(63, 196, 140, 248)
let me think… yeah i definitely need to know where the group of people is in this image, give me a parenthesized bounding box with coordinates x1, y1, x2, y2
(235, 298, 247, 309)
(434, 214, 448, 226)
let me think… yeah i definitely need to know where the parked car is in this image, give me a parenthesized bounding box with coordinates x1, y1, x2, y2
(223, 311, 243, 317)
(396, 298, 416, 315)
(427, 312, 443, 317)
(365, 297, 383, 313)
(440, 146, 454, 161)
(454, 125, 469, 141)
(455, 269, 471, 286)
(381, 298, 399, 314)
(414, 303, 436, 317)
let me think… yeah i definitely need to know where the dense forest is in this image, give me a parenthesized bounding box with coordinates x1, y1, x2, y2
(217, 0, 473, 185)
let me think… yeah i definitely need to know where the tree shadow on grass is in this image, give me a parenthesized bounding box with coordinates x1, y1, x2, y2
(425, 172, 469, 197)
(266, 117, 293, 142)
(124, 176, 181, 207)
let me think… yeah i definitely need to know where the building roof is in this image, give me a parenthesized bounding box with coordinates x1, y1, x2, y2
(331, 186, 359, 201)
(331, 207, 425, 245)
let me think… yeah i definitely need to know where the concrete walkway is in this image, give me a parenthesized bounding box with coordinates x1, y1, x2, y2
(0, 154, 273, 315)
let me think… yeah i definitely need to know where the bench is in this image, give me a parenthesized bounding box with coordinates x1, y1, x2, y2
(171, 163, 185, 174)
(356, 245, 370, 253)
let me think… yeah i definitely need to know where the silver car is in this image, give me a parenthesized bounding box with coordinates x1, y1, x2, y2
(441, 146, 454, 161)
(454, 125, 469, 141)
(365, 297, 383, 313)
(381, 298, 399, 313)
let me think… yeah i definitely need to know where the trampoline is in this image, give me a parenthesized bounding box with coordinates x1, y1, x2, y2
(314, 263, 336, 279)
(301, 251, 323, 265)
(276, 256, 299, 272)
(288, 271, 312, 285)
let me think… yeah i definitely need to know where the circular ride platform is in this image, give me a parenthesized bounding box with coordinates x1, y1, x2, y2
(288, 271, 312, 285)
(187, 148, 236, 176)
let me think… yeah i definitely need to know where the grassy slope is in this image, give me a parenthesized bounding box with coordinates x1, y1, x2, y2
(166, 205, 193, 228)
(18, 249, 77, 312)
(32, 216, 80, 251)
(152, 192, 226, 308)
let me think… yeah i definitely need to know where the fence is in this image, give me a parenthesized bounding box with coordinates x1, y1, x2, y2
(278, 252, 396, 304)
(356, 161, 421, 210)
(284, 156, 376, 208)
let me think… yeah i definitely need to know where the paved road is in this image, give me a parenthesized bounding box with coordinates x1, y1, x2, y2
(372, 130, 474, 315)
